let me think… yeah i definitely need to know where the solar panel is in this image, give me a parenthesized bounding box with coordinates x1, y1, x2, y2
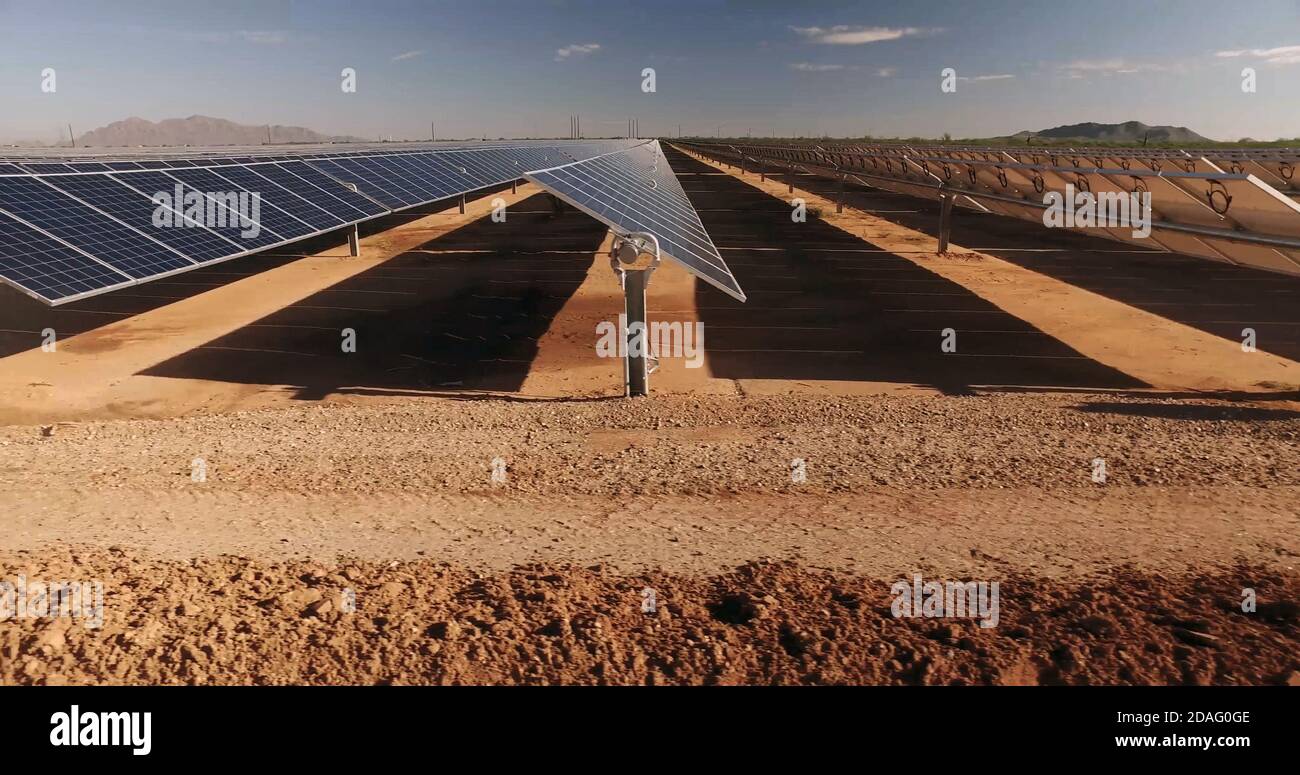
(306, 158, 413, 208)
(0, 210, 132, 303)
(527, 140, 746, 301)
(43, 173, 243, 263)
(21, 163, 76, 175)
(685, 140, 1300, 280)
(365, 155, 457, 203)
(0, 176, 195, 278)
(0, 140, 736, 305)
(261, 161, 387, 219)
(398, 154, 469, 199)
(158, 167, 306, 244)
(206, 165, 346, 232)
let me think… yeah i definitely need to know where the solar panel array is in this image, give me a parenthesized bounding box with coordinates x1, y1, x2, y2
(526, 141, 745, 301)
(0, 139, 713, 305)
(680, 140, 1300, 278)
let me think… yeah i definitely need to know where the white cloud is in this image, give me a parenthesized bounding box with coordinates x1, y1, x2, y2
(555, 43, 601, 61)
(1215, 44, 1300, 65)
(789, 25, 938, 45)
(1058, 58, 1173, 77)
(960, 73, 1016, 82)
(876, 67, 897, 77)
(790, 62, 845, 72)
(391, 50, 424, 62)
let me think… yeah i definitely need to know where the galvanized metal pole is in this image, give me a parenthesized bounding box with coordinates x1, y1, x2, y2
(348, 224, 359, 256)
(623, 269, 650, 397)
(938, 192, 956, 254)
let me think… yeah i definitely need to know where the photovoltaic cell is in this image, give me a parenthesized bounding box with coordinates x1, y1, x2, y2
(0, 176, 194, 278)
(206, 165, 345, 232)
(160, 167, 307, 244)
(260, 162, 386, 219)
(0, 140, 738, 305)
(0, 209, 130, 303)
(46, 173, 244, 262)
(305, 158, 410, 208)
(21, 163, 76, 175)
(527, 141, 745, 301)
(110, 168, 290, 252)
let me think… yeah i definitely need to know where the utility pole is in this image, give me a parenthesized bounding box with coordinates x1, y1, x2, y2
(431, 122, 435, 142)
(266, 125, 272, 144)
(67, 124, 75, 148)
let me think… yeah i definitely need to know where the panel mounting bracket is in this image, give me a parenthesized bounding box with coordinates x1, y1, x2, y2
(610, 231, 662, 397)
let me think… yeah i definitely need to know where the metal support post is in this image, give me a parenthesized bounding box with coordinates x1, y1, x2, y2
(938, 192, 956, 254)
(610, 233, 662, 397)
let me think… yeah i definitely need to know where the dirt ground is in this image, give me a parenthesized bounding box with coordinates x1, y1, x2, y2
(0, 147, 1297, 685)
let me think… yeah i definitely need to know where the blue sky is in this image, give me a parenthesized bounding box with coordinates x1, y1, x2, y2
(1, 0, 1297, 143)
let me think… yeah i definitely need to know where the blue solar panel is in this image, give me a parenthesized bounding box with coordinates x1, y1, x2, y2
(66, 162, 112, 173)
(526, 141, 744, 301)
(0, 176, 195, 278)
(48, 173, 246, 263)
(160, 167, 309, 244)
(361, 155, 450, 203)
(257, 161, 387, 220)
(0, 210, 131, 303)
(305, 158, 410, 208)
(396, 155, 466, 199)
(0, 140, 735, 306)
(22, 163, 76, 175)
(206, 165, 345, 232)
(110, 169, 287, 252)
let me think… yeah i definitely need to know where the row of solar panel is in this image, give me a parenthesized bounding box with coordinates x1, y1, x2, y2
(0, 143, 631, 304)
(681, 140, 1300, 278)
(0, 141, 629, 174)
(526, 142, 745, 301)
(705, 141, 1300, 196)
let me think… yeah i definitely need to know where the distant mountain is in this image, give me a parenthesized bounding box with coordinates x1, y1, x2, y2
(76, 115, 369, 147)
(1010, 121, 1210, 144)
